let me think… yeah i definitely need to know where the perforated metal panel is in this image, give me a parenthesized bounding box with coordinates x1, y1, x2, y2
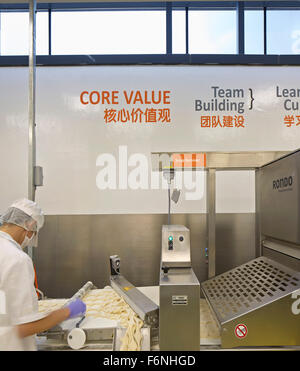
(201, 257, 300, 325)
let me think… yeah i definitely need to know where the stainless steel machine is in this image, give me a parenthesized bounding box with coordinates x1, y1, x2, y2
(202, 149, 300, 348)
(37, 258, 159, 351)
(109, 255, 159, 328)
(37, 281, 122, 350)
(159, 225, 200, 351)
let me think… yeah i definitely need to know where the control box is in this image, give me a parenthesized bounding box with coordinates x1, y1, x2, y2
(161, 225, 191, 270)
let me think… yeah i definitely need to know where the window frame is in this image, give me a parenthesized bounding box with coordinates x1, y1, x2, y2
(0, 1, 299, 66)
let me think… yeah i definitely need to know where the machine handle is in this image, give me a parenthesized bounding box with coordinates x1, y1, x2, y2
(110, 255, 121, 276)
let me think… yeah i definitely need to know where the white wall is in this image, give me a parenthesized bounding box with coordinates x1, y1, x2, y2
(0, 68, 28, 213)
(0, 65, 298, 215)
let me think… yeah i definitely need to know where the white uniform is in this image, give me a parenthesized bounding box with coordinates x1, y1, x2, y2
(0, 231, 45, 350)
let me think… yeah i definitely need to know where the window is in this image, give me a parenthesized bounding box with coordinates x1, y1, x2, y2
(189, 10, 237, 54)
(0, 3, 299, 64)
(172, 10, 186, 54)
(1, 11, 48, 55)
(245, 10, 264, 54)
(51, 11, 166, 55)
(267, 10, 300, 54)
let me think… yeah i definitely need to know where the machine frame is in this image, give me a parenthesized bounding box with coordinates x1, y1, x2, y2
(202, 149, 300, 349)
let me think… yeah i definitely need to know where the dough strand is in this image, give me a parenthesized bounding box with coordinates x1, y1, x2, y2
(38, 287, 144, 351)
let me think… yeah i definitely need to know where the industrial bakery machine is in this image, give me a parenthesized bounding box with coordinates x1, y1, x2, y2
(202, 149, 300, 348)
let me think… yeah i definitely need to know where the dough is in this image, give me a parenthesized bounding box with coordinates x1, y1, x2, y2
(38, 289, 144, 351)
(82, 289, 143, 351)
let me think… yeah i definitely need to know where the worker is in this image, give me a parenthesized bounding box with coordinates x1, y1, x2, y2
(0, 198, 86, 351)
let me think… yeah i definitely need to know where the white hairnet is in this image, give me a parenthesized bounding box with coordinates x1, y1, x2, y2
(1, 198, 44, 232)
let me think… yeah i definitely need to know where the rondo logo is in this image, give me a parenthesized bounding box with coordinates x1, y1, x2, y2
(273, 176, 293, 190)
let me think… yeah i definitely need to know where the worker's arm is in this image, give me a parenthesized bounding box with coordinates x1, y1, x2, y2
(17, 299, 86, 339)
(17, 307, 70, 338)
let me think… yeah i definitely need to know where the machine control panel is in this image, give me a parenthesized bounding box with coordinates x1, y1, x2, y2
(168, 236, 173, 250)
(161, 225, 191, 270)
(167, 235, 185, 250)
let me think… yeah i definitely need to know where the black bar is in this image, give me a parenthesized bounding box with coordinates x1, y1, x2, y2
(0, 2, 300, 11)
(237, 1, 245, 54)
(48, 9, 52, 55)
(166, 2, 172, 54)
(0, 54, 300, 66)
(264, 6, 267, 55)
(1, 2, 300, 11)
(185, 6, 189, 54)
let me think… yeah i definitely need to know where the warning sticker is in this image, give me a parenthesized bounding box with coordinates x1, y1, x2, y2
(234, 324, 248, 339)
(123, 286, 134, 291)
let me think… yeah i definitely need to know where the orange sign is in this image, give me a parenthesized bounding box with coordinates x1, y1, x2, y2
(172, 153, 206, 168)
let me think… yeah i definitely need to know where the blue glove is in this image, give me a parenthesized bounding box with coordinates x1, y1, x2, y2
(67, 299, 86, 318)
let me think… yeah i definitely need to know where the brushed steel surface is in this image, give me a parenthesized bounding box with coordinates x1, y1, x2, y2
(263, 246, 300, 272)
(152, 151, 289, 171)
(110, 275, 159, 326)
(203, 151, 288, 169)
(259, 150, 300, 244)
(207, 169, 216, 278)
(161, 225, 191, 268)
(221, 293, 300, 348)
(215, 213, 256, 275)
(159, 268, 200, 351)
(260, 148, 300, 168)
(34, 214, 208, 298)
(255, 169, 262, 258)
(160, 267, 200, 286)
(34, 213, 254, 299)
(202, 256, 300, 325)
(263, 240, 300, 261)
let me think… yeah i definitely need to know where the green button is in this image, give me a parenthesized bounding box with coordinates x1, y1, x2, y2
(168, 236, 173, 241)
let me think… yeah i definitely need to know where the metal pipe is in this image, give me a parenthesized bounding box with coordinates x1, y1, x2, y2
(207, 168, 216, 278)
(28, 0, 36, 203)
(28, 0, 37, 260)
(168, 185, 171, 225)
(62, 281, 94, 308)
